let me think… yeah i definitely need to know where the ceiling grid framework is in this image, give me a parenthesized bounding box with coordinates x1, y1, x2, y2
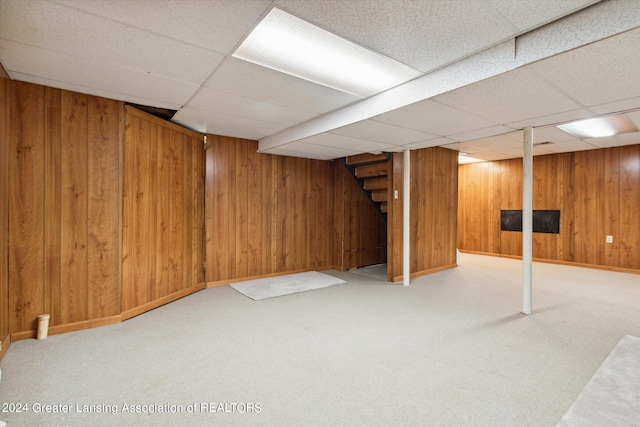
(1, 0, 639, 161)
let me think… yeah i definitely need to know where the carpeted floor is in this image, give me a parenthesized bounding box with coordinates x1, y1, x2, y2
(229, 271, 346, 300)
(1, 253, 639, 426)
(558, 335, 640, 426)
(350, 263, 388, 282)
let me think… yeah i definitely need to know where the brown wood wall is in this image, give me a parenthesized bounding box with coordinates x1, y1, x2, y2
(388, 147, 459, 281)
(205, 135, 340, 284)
(338, 165, 387, 270)
(122, 107, 205, 313)
(1, 66, 10, 344)
(458, 146, 640, 271)
(7, 81, 122, 333)
(2, 79, 205, 346)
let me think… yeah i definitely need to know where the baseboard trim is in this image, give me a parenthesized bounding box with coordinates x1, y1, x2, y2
(390, 263, 457, 283)
(121, 283, 206, 320)
(206, 266, 337, 288)
(2, 284, 207, 360)
(49, 315, 122, 336)
(9, 315, 123, 343)
(458, 250, 640, 275)
(0, 334, 10, 361)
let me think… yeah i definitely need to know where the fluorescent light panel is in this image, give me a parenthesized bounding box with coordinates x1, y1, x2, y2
(557, 114, 637, 139)
(458, 153, 484, 164)
(233, 8, 421, 97)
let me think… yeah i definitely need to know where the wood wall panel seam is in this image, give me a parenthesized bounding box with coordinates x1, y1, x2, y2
(458, 147, 640, 270)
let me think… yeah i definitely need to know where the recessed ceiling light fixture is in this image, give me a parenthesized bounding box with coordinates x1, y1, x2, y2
(233, 8, 421, 97)
(557, 114, 637, 139)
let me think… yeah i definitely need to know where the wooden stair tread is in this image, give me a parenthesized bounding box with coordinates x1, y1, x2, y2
(371, 190, 387, 202)
(356, 162, 388, 178)
(364, 176, 388, 190)
(346, 153, 388, 165)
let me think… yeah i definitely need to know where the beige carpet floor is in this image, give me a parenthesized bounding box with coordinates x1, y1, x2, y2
(1, 253, 639, 426)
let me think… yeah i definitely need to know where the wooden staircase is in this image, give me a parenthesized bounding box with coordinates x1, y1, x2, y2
(343, 153, 391, 220)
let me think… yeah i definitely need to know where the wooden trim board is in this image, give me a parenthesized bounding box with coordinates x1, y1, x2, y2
(0, 334, 10, 360)
(390, 263, 458, 283)
(458, 250, 640, 275)
(206, 266, 337, 288)
(121, 283, 205, 321)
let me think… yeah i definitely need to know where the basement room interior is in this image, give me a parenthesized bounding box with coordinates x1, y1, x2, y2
(0, 1, 639, 426)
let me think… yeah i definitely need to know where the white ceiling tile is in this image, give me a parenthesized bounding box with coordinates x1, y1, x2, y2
(187, 87, 318, 127)
(527, 27, 640, 108)
(299, 133, 393, 153)
(259, 149, 318, 160)
(0, 0, 222, 84)
(506, 108, 593, 130)
(267, 141, 360, 160)
(458, 132, 524, 152)
(173, 107, 286, 140)
(331, 120, 438, 145)
(447, 125, 517, 143)
(541, 140, 598, 153)
(485, 0, 596, 32)
(374, 100, 498, 136)
(207, 58, 360, 114)
(403, 137, 457, 150)
(259, 147, 339, 161)
(500, 146, 554, 157)
(54, 0, 271, 54)
(2, 40, 199, 106)
(434, 67, 581, 125)
(277, 0, 516, 72)
(624, 110, 640, 129)
(438, 141, 492, 155)
(468, 151, 519, 161)
(590, 97, 640, 116)
(515, 0, 640, 67)
(9, 72, 183, 110)
(531, 126, 581, 144)
(584, 132, 640, 148)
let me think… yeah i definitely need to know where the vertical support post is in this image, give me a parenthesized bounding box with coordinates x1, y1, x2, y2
(522, 127, 533, 314)
(403, 149, 410, 286)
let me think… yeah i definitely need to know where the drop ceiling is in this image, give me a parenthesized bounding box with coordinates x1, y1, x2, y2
(1, 0, 639, 161)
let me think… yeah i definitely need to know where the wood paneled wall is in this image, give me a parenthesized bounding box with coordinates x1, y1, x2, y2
(122, 107, 205, 316)
(458, 146, 640, 271)
(388, 147, 459, 281)
(338, 165, 386, 270)
(1, 66, 10, 348)
(205, 135, 340, 284)
(7, 81, 122, 334)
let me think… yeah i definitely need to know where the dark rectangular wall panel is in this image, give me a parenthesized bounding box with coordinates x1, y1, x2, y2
(500, 210, 560, 234)
(459, 147, 640, 271)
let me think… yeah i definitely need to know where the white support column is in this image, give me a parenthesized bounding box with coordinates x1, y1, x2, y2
(522, 127, 533, 315)
(403, 149, 411, 287)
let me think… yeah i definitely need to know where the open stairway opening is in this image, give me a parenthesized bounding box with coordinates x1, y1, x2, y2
(341, 153, 390, 273)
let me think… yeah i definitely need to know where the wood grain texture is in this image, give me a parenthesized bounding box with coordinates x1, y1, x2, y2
(122, 107, 205, 311)
(7, 82, 123, 335)
(9, 82, 46, 332)
(204, 136, 341, 283)
(44, 87, 62, 326)
(619, 145, 640, 269)
(87, 96, 121, 318)
(339, 164, 386, 270)
(0, 65, 10, 340)
(388, 148, 458, 281)
(458, 146, 640, 271)
(60, 91, 89, 324)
